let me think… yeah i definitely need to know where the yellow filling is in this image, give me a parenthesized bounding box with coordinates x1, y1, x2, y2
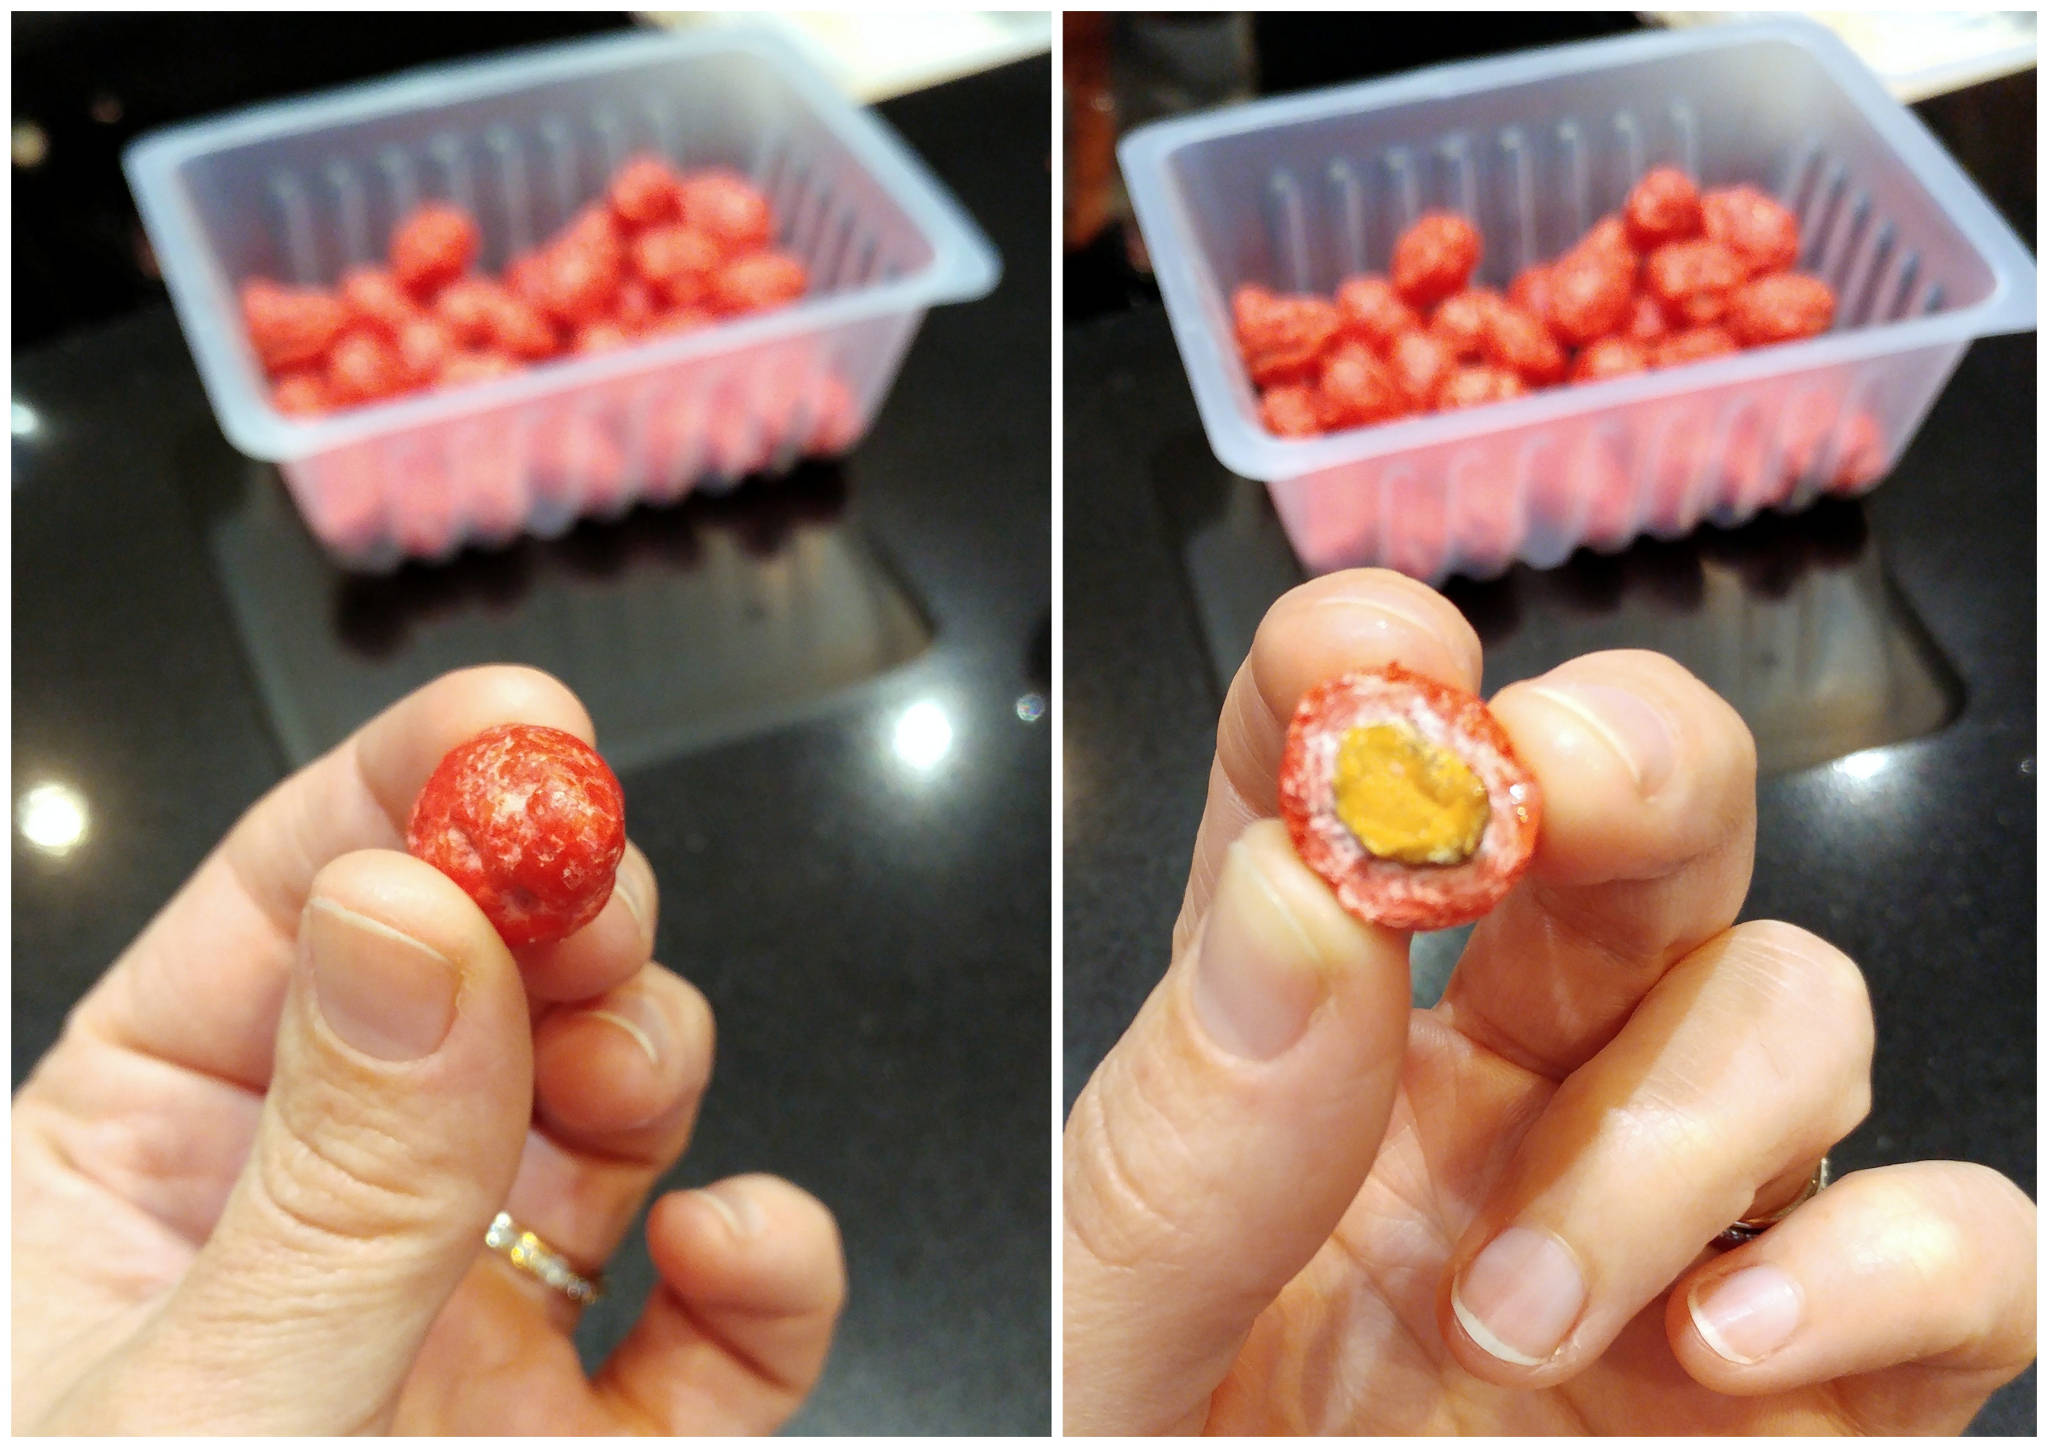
(1332, 722, 1489, 866)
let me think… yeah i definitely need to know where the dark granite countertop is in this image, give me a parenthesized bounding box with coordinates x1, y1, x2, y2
(13, 54, 1050, 1437)
(1063, 73, 2035, 1433)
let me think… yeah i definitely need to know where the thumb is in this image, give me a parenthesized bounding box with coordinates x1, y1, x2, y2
(1063, 820, 1412, 1434)
(125, 850, 532, 1433)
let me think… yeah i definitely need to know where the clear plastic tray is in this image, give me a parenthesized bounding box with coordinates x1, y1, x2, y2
(1120, 18, 2035, 582)
(127, 26, 1000, 570)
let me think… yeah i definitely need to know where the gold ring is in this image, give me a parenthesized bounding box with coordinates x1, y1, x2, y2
(485, 1211, 604, 1305)
(1712, 1157, 1830, 1250)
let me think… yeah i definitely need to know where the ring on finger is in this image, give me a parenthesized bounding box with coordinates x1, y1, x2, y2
(486, 1210, 606, 1305)
(1712, 1156, 1831, 1250)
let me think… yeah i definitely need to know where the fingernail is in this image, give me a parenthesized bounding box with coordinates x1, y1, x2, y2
(1316, 596, 1474, 682)
(613, 864, 652, 945)
(578, 994, 666, 1070)
(1527, 680, 1678, 797)
(1190, 838, 1332, 1060)
(697, 1184, 764, 1238)
(1690, 1264, 1803, 1364)
(305, 898, 459, 1061)
(1453, 1227, 1587, 1366)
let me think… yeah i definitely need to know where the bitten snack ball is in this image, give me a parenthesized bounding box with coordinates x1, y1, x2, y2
(1279, 664, 1540, 930)
(406, 723, 627, 947)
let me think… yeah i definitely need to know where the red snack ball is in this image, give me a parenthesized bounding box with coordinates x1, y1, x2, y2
(1278, 663, 1540, 931)
(395, 316, 454, 386)
(608, 153, 684, 229)
(1546, 249, 1634, 346)
(1702, 185, 1801, 276)
(1316, 341, 1407, 429)
(242, 279, 350, 374)
(1651, 325, 1739, 368)
(631, 224, 723, 307)
(1574, 213, 1637, 261)
(405, 723, 627, 948)
(1725, 273, 1835, 346)
(574, 320, 633, 353)
(1392, 212, 1481, 309)
(712, 251, 809, 314)
(613, 276, 660, 332)
(678, 168, 774, 254)
(341, 267, 425, 335)
(1334, 275, 1419, 351)
(1622, 167, 1704, 251)
(1483, 301, 1566, 385)
(1570, 335, 1651, 382)
(1259, 384, 1323, 437)
(325, 329, 408, 406)
(1236, 289, 1342, 387)
(437, 349, 521, 389)
(1386, 329, 1455, 410)
(485, 292, 561, 360)
(272, 370, 329, 416)
(1622, 290, 1671, 343)
(1507, 264, 1555, 321)
(1429, 288, 1504, 363)
(534, 239, 624, 326)
(1436, 364, 1527, 410)
(505, 252, 550, 306)
(1645, 238, 1745, 325)
(435, 278, 509, 347)
(391, 203, 480, 297)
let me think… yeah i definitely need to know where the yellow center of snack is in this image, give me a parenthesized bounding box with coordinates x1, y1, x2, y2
(1332, 723, 1490, 866)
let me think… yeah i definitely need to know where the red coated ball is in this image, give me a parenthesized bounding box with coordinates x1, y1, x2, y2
(1334, 275, 1419, 351)
(405, 723, 627, 947)
(1316, 341, 1406, 429)
(1279, 664, 1540, 931)
(1701, 185, 1801, 276)
(1545, 248, 1634, 346)
(1622, 167, 1703, 251)
(1645, 239, 1745, 326)
(609, 154, 685, 229)
(678, 168, 774, 255)
(1259, 383, 1323, 437)
(1391, 213, 1481, 309)
(391, 203, 480, 297)
(242, 279, 350, 374)
(1725, 273, 1835, 346)
(712, 251, 810, 314)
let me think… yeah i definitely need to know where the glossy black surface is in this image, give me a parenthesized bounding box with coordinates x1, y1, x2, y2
(1064, 76, 2034, 1432)
(14, 55, 1049, 1436)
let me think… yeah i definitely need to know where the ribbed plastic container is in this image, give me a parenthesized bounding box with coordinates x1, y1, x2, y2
(126, 26, 1000, 570)
(1121, 19, 2035, 582)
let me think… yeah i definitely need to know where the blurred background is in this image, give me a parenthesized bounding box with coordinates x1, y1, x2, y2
(1063, 11, 2034, 1434)
(14, 10, 1051, 1434)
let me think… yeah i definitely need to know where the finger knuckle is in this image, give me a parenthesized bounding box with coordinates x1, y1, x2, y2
(1064, 1061, 1199, 1274)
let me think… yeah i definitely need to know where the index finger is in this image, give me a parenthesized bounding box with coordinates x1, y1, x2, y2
(1174, 569, 1482, 954)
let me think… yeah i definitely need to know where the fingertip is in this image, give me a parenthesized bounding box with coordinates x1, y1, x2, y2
(535, 964, 713, 1138)
(1490, 650, 1754, 887)
(304, 848, 517, 981)
(1252, 569, 1485, 711)
(651, 1175, 846, 1319)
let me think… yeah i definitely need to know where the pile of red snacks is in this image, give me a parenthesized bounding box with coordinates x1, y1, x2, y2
(1234, 168, 1838, 438)
(243, 155, 811, 417)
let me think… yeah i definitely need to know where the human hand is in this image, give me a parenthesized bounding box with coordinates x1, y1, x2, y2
(14, 667, 845, 1434)
(1064, 570, 2034, 1434)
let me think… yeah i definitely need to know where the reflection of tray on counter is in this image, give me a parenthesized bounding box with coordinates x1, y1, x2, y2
(212, 458, 930, 773)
